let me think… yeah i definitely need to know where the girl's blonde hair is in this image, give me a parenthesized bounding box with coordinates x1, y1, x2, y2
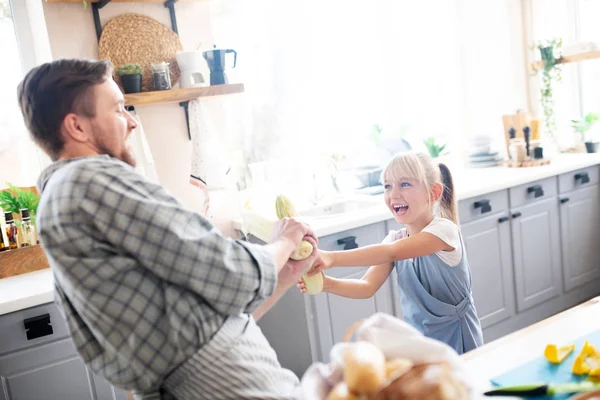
(382, 151, 458, 223)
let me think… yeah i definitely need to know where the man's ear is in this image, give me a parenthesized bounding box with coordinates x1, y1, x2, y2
(431, 182, 443, 202)
(61, 113, 90, 143)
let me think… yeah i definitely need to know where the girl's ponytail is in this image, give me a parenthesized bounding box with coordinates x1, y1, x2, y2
(438, 163, 458, 224)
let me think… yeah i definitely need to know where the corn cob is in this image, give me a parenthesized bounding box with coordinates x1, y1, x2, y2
(275, 195, 323, 295)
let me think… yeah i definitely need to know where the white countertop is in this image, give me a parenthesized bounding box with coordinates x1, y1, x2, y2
(0, 268, 54, 316)
(3, 153, 600, 316)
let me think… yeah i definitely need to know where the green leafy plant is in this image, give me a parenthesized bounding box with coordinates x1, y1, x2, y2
(370, 124, 408, 147)
(117, 64, 144, 76)
(0, 183, 40, 225)
(423, 137, 448, 158)
(531, 38, 563, 139)
(572, 112, 600, 143)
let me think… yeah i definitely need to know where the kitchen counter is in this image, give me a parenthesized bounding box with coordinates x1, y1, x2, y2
(0, 268, 53, 316)
(463, 296, 600, 398)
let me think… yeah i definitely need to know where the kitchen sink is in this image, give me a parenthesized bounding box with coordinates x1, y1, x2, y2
(296, 198, 382, 219)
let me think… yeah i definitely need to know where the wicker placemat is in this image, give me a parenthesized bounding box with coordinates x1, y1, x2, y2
(99, 13, 183, 92)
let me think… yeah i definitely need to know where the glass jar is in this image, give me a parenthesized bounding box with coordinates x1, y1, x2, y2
(509, 138, 527, 162)
(151, 62, 172, 91)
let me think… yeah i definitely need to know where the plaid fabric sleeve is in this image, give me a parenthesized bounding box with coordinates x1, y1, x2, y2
(77, 164, 277, 316)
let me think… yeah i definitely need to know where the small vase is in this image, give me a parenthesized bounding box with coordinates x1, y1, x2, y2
(120, 74, 142, 94)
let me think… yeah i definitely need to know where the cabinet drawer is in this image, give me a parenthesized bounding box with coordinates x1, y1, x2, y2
(0, 303, 70, 357)
(509, 177, 558, 208)
(318, 222, 386, 279)
(558, 166, 600, 194)
(458, 190, 509, 224)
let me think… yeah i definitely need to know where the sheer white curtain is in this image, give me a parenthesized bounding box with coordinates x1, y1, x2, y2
(210, 0, 528, 170)
(0, 0, 52, 188)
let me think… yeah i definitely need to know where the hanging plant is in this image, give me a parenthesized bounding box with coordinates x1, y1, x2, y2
(531, 38, 563, 141)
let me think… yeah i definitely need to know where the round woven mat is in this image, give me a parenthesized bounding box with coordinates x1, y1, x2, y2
(99, 13, 183, 92)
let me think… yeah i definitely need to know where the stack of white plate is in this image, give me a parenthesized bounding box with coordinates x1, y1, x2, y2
(465, 136, 503, 168)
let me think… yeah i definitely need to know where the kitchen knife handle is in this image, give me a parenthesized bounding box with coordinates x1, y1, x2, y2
(484, 384, 548, 397)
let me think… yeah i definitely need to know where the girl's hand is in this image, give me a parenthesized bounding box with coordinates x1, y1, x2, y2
(306, 250, 333, 277)
(297, 272, 327, 294)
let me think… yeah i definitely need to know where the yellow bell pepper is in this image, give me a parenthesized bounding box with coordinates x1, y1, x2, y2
(573, 354, 591, 375)
(545, 343, 575, 364)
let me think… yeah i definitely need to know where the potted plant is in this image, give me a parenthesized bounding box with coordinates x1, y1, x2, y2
(117, 64, 144, 94)
(423, 137, 448, 159)
(571, 112, 600, 153)
(531, 38, 563, 143)
(0, 183, 40, 226)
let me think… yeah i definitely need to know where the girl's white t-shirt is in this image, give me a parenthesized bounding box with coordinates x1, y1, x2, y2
(384, 217, 463, 267)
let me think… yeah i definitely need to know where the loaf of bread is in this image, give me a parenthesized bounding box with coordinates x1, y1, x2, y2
(343, 342, 386, 396)
(373, 362, 469, 400)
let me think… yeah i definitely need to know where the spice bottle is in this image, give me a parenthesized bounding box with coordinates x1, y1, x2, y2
(151, 62, 172, 91)
(20, 208, 34, 247)
(5, 212, 18, 249)
(0, 211, 8, 252)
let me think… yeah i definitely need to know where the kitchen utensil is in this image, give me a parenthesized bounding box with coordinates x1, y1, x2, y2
(485, 381, 600, 397)
(203, 45, 237, 85)
(524, 126, 531, 156)
(176, 51, 209, 88)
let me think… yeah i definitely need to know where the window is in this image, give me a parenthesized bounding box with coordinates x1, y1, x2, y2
(528, 0, 600, 146)
(210, 0, 527, 174)
(0, 0, 51, 189)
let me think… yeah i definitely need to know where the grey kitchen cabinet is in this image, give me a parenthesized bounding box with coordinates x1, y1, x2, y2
(461, 211, 515, 329)
(0, 303, 127, 400)
(256, 221, 401, 376)
(510, 196, 563, 312)
(559, 179, 600, 292)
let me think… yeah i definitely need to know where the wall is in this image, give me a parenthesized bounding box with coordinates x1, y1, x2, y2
(42, 1, 241, 236)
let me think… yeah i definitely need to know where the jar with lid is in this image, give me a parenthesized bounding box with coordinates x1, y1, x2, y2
(151, 62, 172, 91)
(509, 138, 527, 162)
(20, 208, 34, 247)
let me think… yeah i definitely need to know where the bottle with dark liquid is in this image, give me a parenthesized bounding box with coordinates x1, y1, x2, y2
(5, 212, 18, 249)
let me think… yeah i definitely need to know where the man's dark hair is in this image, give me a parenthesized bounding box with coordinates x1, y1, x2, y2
(17, 59, 112, 160)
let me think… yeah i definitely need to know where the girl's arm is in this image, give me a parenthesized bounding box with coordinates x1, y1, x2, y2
(315, 232, 453, 272)
(302, 262, 394, 299)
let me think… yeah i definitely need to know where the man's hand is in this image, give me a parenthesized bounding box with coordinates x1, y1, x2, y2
(277, 236, 319, 288)
(270, 217, 316, 249)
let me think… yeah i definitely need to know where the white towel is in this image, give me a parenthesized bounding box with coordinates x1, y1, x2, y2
(188, 99, 233, 217)
(129, 111, 159, 183)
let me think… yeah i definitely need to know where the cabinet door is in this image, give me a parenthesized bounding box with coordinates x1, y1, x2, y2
(559, 185, 600, 291)
(461, 212, 515, 328)
(307, 223, 396, 361)
(0, 337, 124, 400)
(511, 198, 562, 312)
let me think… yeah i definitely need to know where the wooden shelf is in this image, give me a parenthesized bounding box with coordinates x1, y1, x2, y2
(0, 245, 49, 279)
(124, 84, 245, 107)
(46, 0, 201, 3)
(531, 50, 600, 69)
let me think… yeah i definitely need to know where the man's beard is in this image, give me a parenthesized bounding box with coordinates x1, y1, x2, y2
(95, 136, 137, 168)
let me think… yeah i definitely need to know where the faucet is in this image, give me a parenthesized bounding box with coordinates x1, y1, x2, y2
(310, 156, 341, 205)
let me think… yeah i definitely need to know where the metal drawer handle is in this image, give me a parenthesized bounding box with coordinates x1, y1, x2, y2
(474, 199, 492, 214)
(512, 212, 522, 219)
(575, 172, 590, 184)
(337, 236, 358, 250)
(560, 197, 570, 204)
(498, 216, 510, 223)
(24, 314, 53, 340)
(527, 184, 544, 198)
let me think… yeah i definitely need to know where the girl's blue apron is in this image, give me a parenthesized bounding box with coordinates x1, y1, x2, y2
(395, 235, 484, 354)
